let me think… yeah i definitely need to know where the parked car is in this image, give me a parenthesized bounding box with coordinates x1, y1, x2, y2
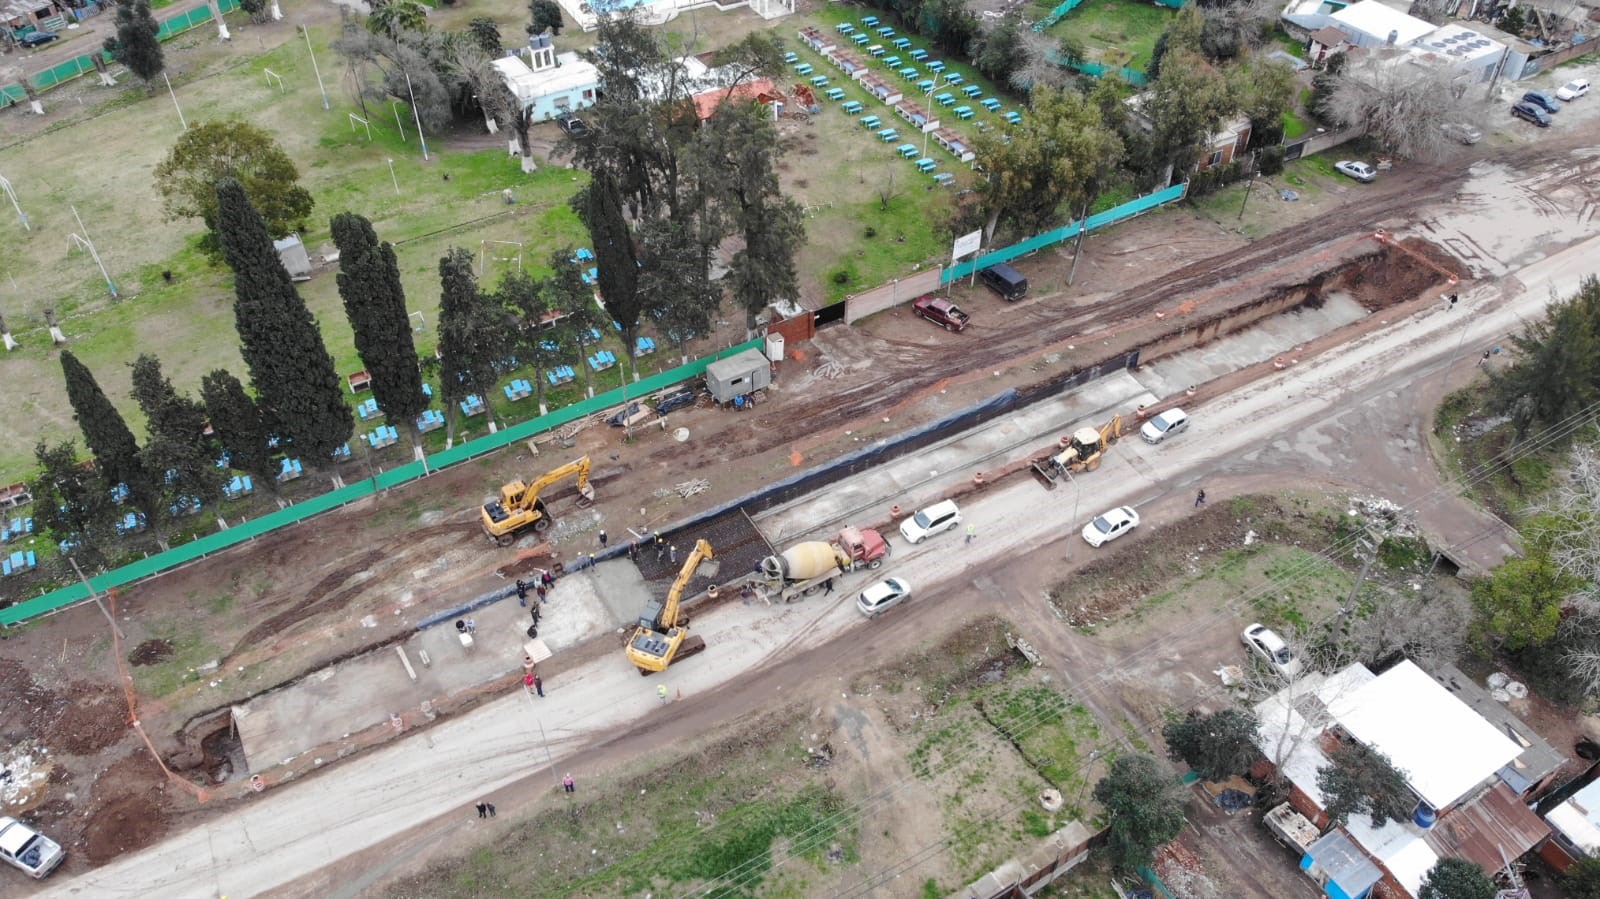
(1241, 623, 1303, 679)
(978, 263, 1028, 301)
(1556, 78, 1590, 101)
(0, 816, 65, 879)
(1333, 160, 1377, 183)
(856, 576, 912, 617)
(1081, 505, 1139, 547)
(1140, 408, 1189, 445)
(912, 295, 970, 332)
(899, 499, 961, 544)
(1511, 101, 1551, 127)
(1521, 90, 1561, 114)
(654, 386, 697, 415)
(18, 29, 58, 47)
(1440, 122, 1482, 145)
(556, 112, 590, 137)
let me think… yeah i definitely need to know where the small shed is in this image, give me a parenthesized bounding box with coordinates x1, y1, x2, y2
(704, 349, 771, 403)
(274, 234, 312, 281)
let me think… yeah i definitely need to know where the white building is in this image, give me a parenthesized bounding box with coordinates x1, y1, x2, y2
(1283, 0, 1518, 82)
(491, 33, 600, 124)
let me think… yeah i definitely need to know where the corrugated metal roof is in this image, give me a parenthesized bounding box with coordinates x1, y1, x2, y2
(1307, 829, 1383, 896)
(1425, 782, 1550, 873)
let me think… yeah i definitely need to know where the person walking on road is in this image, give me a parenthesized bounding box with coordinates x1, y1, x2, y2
(533, 673, 544, 697)
(476, 802, 488, 819)
(516, 579, 528, 607)
(563, 773, 576, 793)
(965, 523, 976, 545)
(486, 803, 496, 817)
(657, 683, 669, 705)
(598, 529, 608, 548)
(823, 578, 835, 595)
(1195, 488, 1207, 508)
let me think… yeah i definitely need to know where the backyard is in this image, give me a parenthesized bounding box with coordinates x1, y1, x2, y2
(1043, 0, 1175, 73)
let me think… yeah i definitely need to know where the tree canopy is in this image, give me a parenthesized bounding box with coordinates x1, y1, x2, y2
(1471, 530, 1578, 652)
(973, 85, 1123, 241)
(331, 212, 428, 443)
(131, 353, 223, 531)
(103, 0, 163, 84)
(1093, 753, 1187, 871)
(30, 441, 119, 571)
(1316, 742, 1414, 827)
(217, 178, 353, 469)
(1162, 708, 1261, 782)
(1489, 276, 1600, 441)
(1418, 858, 1497, 899)
(201, 369, 281, 499)
(154, 120, 315, 256)
(436, 246, 507, 441)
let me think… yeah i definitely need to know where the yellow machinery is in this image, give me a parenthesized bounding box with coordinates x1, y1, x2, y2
(1030, 414, 1124, 488)
(626, 538, 713, 675)
(480, 456, 595, 545)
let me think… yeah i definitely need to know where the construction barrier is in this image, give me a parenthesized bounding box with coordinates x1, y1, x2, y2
(943, 183, 1185, 283)
(0, 339, 763, 627)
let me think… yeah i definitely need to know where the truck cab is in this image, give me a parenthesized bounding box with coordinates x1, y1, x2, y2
(837, 526, 889, 569)
(913, 296, 970, 332)
(0, 816, 65, 879)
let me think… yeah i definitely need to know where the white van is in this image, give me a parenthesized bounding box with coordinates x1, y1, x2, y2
(899, 499, 962, 544)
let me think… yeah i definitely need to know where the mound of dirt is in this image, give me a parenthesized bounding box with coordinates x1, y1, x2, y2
(43, 684, 129, 755)
(128, 638, 174, 666)
(0, 658, 66, 741)
(82, 791, 171, 865)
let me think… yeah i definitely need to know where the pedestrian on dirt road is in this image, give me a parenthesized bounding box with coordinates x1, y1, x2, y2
(476, 802, 488, 819)
(599, 529, 608, 548)
(486, 803, 496, 817)
(524, 671, 536, 691)
(1478, 350, 1492, 368)
(541, 570, 555, 588)
(669, 545, 678, 564)
(563, 773, 576, 793)
(657, 684, 670, 704)
(530, 603, 541, 624)
(629, 540, 639, 561)
(965, 524, 976, 544)
(1195, 489, 1207, 508)
(533, 673, 544, 697)
(587, 553, 597, 570)
(516, 579, 528, 606)
(536, 584, 548, 604)
(823, 578, 835, 595)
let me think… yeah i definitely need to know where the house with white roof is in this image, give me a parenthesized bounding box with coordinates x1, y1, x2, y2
(1541, 776, 1600, 872)
(1255, 660, 1553, 899)
(1281, 0, 1521, 82)
(491, 32, 601, 124)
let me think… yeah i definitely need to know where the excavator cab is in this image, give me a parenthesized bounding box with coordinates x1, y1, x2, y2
(480, 456, 594, 545)
(626, 538, 714, 675)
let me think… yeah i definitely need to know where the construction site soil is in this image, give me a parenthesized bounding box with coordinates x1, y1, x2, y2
(12, 135, 1584, 876)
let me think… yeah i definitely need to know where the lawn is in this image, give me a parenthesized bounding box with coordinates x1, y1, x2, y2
(1046, 0, 1175, 72)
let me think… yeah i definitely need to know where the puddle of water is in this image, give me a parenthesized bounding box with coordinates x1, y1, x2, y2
(1136, 292, 1369, 396)
(1421, 157, 1600, 277)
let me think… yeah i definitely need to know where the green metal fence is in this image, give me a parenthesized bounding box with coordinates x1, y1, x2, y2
(943, 182, 1185, 283)
(2, 0, 238, 104)
(1031, 0, 1088, 32)
(0, 339, 762, 627)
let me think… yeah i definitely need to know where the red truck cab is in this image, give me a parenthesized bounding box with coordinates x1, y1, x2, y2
(913, 295, 970, 332)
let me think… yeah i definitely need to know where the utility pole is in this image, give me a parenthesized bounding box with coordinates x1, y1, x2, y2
(1236, 172, 1258, 228)
(1335, 530, 1381, 633)
(303, 25, 329, 110)
(1067, 204, 1090, 287)
(70, 556, 124, 640)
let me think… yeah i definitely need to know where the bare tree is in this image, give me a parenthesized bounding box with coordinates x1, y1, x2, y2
(1536, 445, 1600, 607)
(1321, 52, 1478, 160)
(1011, 30, 1070, 93)
(1334, 584, 1472, 670)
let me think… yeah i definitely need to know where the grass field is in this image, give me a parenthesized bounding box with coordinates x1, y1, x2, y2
(0, 2, 966, 485)
(1046, 0, 1175, 72)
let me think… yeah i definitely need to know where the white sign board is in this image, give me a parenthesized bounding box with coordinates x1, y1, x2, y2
(952, 229, 983, 261)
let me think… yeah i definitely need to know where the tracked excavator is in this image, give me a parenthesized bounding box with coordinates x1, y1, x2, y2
(626, 538, 713, 675)
(1030, 414, 1125, 489)
(479, 456, 595, 545)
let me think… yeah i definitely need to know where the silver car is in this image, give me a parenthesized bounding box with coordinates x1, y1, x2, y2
(1241, 623, 1303, 679)
(1140, 408, 1189, 444)
(857, 577, 911, 617)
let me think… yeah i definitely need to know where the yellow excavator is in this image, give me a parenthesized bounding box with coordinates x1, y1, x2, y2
(626, 538, 713, 675)
(480, 456, 595, 546)
(1030, 414, 1125, 489)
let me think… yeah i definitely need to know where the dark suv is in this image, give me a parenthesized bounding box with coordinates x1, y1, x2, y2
(1510, 101, 1551, 127)
(555, 112, 590, 138)
(654, 386, 697, 415)
(1521, 90, 1561, 114)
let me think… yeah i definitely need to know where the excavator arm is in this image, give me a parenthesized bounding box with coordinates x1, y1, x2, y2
(481, 455, 595, 545)
(511, 456, 593, 508)
(657, 539, 714, 630)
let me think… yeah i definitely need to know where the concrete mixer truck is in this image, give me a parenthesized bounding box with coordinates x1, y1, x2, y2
(758, 526, 891, 603)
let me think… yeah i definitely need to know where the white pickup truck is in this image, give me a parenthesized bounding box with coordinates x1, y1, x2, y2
(0, 816, 66, 879)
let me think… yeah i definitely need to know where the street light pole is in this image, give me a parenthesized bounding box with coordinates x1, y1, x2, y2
(303, 25, 329, 110)
(405, 72, 429, 161)
(162, 72, 187, 130)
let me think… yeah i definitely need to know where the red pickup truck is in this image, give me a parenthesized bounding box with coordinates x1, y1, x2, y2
(913, 295, 970, 332)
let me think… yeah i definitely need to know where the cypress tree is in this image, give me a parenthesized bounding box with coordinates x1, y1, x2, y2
(104, 0, 164, 85)
(202, 369, 283, 502)
(30, 441, 119, 571)
(131, 354, 223, 517)
(436, 246, 507, 443)
(331, 212, 428, 447)
(216, 178, 354, 470)
(576, 170, 642, 382)
(60, 350, 144, 493)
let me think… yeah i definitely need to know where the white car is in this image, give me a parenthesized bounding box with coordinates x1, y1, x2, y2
(1334, 160, 1377, 183)
(857, 577, 911, 617)
(1556, 78, 1590, 101)
(1082, 506, 1139, 547)
(1440, 122, 1482, 145)
(1140, 408, 1189, 444)
(1241, 623, 1303, 679)
(0, 816, 65, 879)
(899, 499, 961, 544)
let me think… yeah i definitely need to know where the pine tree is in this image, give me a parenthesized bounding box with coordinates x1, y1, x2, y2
(131, 354, 223, 522)
(60, 350, 144, 497)
(201, 369, 283, 502)
(436, 246, 508, 443)
(216, 178, 354, 472)
(575, 170, 642, 364)
(104, 0, 164, 85)
(30, 441, 119, 571)
(331, 212, 428, 448)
